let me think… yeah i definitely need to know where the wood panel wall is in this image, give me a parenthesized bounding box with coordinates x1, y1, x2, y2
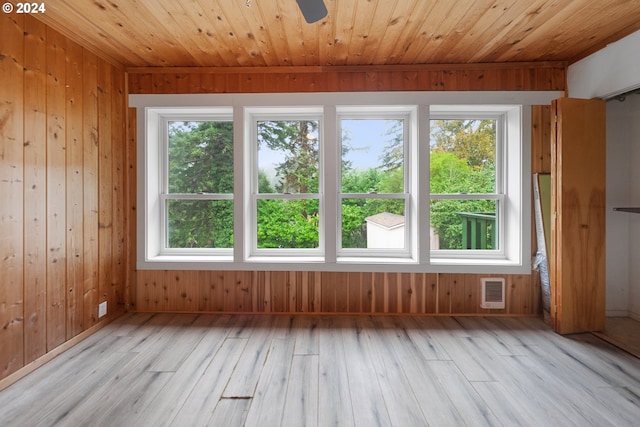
(0, 15, 127, 382)
(127, 63, 566, 94)
(134, 270, 540, 316)
(127, 64, 560, 315)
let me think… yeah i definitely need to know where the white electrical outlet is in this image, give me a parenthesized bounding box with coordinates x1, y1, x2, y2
(98, 301, 107, 318)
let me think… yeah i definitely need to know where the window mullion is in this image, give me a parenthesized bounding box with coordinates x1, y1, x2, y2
(417, 104, 430, 264)
(235, 105, 247, 262)
(324, 105, 337, 263)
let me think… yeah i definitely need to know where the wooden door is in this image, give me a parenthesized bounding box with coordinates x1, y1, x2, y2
(551, 97, 606, 334)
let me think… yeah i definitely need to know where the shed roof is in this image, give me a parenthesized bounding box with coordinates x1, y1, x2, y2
(365, 212, 405, 229)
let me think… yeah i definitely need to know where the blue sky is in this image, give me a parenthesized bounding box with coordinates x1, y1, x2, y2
(258, 119, 399, 175)
(341, 119, 398, 170)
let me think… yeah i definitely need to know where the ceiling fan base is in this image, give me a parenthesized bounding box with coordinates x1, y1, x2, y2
(296, 0, 328, 24)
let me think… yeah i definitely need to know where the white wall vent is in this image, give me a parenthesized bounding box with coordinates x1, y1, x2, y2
(481, 278, 505, 309)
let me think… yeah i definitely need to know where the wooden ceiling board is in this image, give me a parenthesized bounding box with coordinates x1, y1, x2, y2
(548, 0, 640, 63)
(490, 0, 605, 62)
(442, 0, 535, 63)
(298, 1, 324, 66)
(181, 0, 236, 66)
(369, 0, 416, 65)
(402, 0, 462, 64)
(325, 0, 358, 65)
(465, 0, 559, 63)
(393, 0, 451, 65)
(88, 0, 195, 66)
(254, 0, 292, 66)
(193, 0, 253, 66)
(33, 1, 137, 67)
(276, 0, 311, 66)
(342, 0, 380, 65)
(391, 0, 440, 65)
(424, 0, 495, 64)
(152, 0, 230, 67)
(33, 0, 640, 69)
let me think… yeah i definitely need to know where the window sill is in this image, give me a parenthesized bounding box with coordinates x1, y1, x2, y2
(429, 256, 529, 274)
(138, 254, 530, 274)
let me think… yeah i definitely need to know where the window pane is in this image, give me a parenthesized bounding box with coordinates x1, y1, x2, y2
(430, 199, 498, 250)
(342, 198, 405, 249)
(257, 120, 319, 194)
(257, 199, 319, 248)
(430, 119, 496, 194)
(168, 121, 234, 194)
(341, 119, 404, 193)
(167, 199, 234, 248)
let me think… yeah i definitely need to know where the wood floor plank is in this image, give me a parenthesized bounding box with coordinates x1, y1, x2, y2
(1, 314, 639, 427)
(455, 315, 530, 356)
(460, 326, 613, 426)
(318, 317, 356, 427)
(76, 371, 174, 427)
(133, 315, 235, 426)
(340, 316, 393, 427)
(378, 317, 466, 426)
(426, 316, 496, 382)
(110, 312, 157, 337)
(223, 316, 282, 398)
(0, 332, 124, 411)
(226, 314, 258, 338)
(293, 315, 320, 355)
(114, 313, 191, 353)
(492, 347, 608, 426)
(460, 334, 580, 426)
(7, 350, 137, 427)
(591, 385, 640, 426)
(426, 360, 502, 426)
(169, 337, 248, 426)
(281, 355, 319, 427)
(594, 317, 640, 358)
(471, 380, 551, 427)
(148, 314, 220, 372)
(565, 333, 640, 387)
(243, 337, 296, 427)
(207, 398, 250, 427)
(514, 323, 637, 390)
(360, 317, 429, 426)
(397, 315, 451, 360)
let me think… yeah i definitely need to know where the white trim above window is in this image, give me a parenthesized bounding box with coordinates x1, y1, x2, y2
(134, 91, 559, 273)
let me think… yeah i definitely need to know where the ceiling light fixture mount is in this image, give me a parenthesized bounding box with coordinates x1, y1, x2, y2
(296, 0, 327, 23)
(244, 1, 327, 23)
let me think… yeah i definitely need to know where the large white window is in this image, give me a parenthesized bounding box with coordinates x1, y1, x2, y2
(248, 108, 323, 258)
(428, 105, 527, 270)
(141, 107, 234, 262)
(338, 108, 413, 258)
(134, 92, 556, 272)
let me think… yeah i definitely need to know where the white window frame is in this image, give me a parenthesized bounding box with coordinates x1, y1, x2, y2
(133, 91, 557, 273)
(429, 105, 527, 269)
(141, 107, 235, 263)
(336, 107, 415, 259)
(246, 108, 324, 259)
(429, 108, 505, 258)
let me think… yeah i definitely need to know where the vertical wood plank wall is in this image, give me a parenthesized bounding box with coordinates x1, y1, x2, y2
(0, 15, 127, 381)
(127, 65, 561, 316)
(0, 15, 560, 382)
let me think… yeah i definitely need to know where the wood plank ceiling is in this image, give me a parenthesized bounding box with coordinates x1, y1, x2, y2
(36, 0, 640, 69)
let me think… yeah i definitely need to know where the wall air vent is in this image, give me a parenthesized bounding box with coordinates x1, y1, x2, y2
(481, 278, 505, 309)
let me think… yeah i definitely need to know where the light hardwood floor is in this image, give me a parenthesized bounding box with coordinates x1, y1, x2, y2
(594, 317, 640, 358)
(1, 313, 639, 427)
